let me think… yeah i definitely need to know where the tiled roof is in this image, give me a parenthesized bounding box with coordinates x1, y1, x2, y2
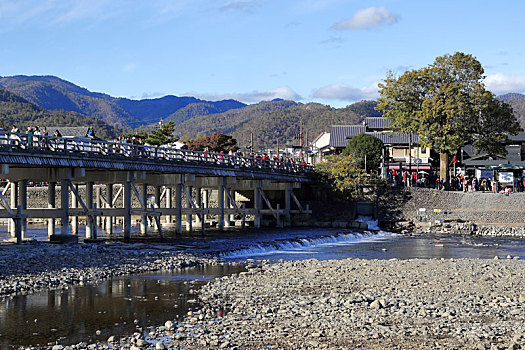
(329, 125, 366, 147)
(366, 132, 419, 145)
(365, 117, 391, 130)
(48, 126, 90, 137)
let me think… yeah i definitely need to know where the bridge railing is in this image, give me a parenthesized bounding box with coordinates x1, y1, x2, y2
(0, 131, 313, 174)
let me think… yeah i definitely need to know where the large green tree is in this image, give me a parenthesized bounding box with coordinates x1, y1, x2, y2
(343, 133, 385, 173)
(315, 153, 366, 199)
(376, 52, 521, 182)
(145, 121, 177, 146)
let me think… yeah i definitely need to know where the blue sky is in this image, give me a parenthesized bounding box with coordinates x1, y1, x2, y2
(1, 0, 524, 108)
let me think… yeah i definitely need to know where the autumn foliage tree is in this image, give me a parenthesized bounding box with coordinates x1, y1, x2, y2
(185, 133, 239, 153)
(376, 52, 520, 182)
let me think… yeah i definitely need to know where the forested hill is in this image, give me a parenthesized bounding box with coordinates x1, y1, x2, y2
(0, 75, 246, 129)
(498, 93, 525, 128)
(0, 88, 117, 139)
(174, 99, 379, 149)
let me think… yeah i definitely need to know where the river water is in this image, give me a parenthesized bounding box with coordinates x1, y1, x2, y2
(2, 221, 525, 348)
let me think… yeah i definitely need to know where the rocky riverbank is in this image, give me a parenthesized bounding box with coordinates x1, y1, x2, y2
(96, 257, 525, 350)
(0, 241, 212, 299)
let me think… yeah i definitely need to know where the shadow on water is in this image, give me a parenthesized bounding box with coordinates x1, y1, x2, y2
(0, 264, 245, 349)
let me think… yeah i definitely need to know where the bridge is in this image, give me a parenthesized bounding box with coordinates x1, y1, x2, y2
(0, 132, 314, 244)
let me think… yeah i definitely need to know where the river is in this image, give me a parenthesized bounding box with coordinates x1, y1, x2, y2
(1, 220, 525, 348)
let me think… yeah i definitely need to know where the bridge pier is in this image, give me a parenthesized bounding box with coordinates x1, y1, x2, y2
(9, 181, 17, 238)
(48, 182, 56, 237)
(105, 184, 114, 236)
(60, 179, 70, 236)
(71, 184, 78, 235)
(140, 183, 148, 236)
(18, 180, 27, 240)
(123, 175, 132, 240)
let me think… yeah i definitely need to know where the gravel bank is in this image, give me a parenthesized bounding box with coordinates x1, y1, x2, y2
(101, 258, 525, 350)
(0, 241, 211, 299)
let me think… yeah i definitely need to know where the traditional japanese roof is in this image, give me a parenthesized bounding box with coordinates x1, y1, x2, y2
(365, 117, 391, 130)
(329, 125, 366, 147)
(367, 131, 419, 145)
(48, 126, 90, 138)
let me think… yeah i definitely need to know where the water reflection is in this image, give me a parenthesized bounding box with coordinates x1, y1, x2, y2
(0, 264, 244, 349)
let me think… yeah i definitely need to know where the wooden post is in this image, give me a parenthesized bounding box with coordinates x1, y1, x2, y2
(18, 180, 27, 240)
(140, 183, 148, 236)
(95, 186, 102, 227)
(123, 176, 132, 240)
(175, 179, 183, 234)
(284, 183, 291, 224)
(60, 179, 69, 235)
(9, 181, 17, 238)
(165, 187, 172, 224)
(71, 184, 78, 235)
(106, 184, 113, 236)
(254, 181, 261, 228)
(48, 182, 56, 237)
(86, 181, 94, 239)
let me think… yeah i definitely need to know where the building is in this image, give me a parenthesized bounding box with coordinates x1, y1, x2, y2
(321, 117, 433, 172)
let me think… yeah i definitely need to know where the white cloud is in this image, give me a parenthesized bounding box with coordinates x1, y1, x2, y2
(218, 0, 259, 13)
(312, 82, 379, 101)
(332, 6, 399, 30)
(123, 62, 138, 72)
(183, 86, 301, 103)
(485, 73, 525, 94)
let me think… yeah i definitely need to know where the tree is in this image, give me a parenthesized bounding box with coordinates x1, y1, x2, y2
(343, 133, 384, 173)
(315, 153, 366, 199)
(145, 121, 177, 146)
(376, 52, 521, 182)
(186, 133, 239, 153)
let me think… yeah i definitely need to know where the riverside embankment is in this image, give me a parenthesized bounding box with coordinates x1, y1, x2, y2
(378, 187, 525, 237)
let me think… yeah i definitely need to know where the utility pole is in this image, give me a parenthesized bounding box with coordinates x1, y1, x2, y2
(299, 118, 303, 161)
(277, 139, 279, 160)
(305, 131, 309, 164)
(250, 132, 254, 155)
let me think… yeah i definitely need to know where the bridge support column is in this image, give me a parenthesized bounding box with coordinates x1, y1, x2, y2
(165, 187, 172, 224)
(18, 180, 27, 240)
(123, 175, 132, 240)
(202, 189, 209, 227)
(95, 186, 102, 227)
(284, 183, 292, 225)
(175, 178, 183, 234)
(106, 184, 113, 236)
(9, 181, 18, 238)
(60, 179, 70, 235)
(185, 186, 193, 231)
(140, 183, 148, 236)
(48, 182, 56, 237)
(195, 188, 202, 224)
(86, 181, 95, 239)
(254, 181, 262, 228)
(71, 184, 78, 235)
(218, 178, 228, 231)
(154, 186, 161, 228)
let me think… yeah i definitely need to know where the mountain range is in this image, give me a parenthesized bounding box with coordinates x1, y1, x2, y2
(1, 75, 524, 150)
(0, 75, 246, 129)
